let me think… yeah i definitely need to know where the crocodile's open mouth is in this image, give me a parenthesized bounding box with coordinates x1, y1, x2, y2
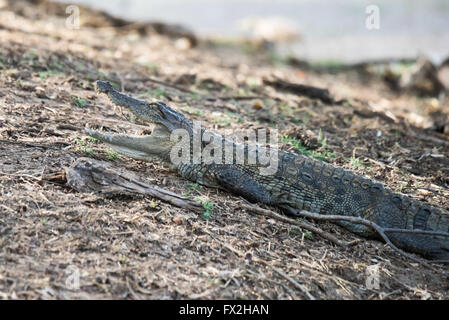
(87, 81, 187, 162)
(85, 125, 171, 162)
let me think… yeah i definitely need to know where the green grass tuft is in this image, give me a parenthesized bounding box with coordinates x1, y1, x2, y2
(106, 150, 120, 161)
(71, 96, 87, 108)
(282, 135, 337, 162)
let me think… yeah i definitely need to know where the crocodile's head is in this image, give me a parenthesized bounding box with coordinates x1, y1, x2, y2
(86, 81, 194, 164)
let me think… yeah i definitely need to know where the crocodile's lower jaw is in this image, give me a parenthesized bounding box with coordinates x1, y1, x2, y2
(85, 127, 173, 163)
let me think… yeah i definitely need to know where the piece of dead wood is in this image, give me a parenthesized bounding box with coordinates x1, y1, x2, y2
(0, 139, 70, 149)
(65, 157, 203, 213)
(39, 170, 67, 185)
(407, 130, 449, 147)
(56, 124, 79, 131)
(263, 78, 335, 104)
(353, 108, 397, 123)
(205, 95, 268, 101)
(241, 203, 356, 248)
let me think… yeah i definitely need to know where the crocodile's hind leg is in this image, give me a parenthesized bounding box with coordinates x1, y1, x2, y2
(211, 164, 284, 206)
(375, 201, 449, 260)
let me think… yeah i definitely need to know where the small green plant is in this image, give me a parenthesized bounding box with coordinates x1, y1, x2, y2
(0, 51, 4, 69)
(75, 138, 95, 156)
(75, 138, 86, 147)
(225, 111, 243, 123)
(71, 96, 87, 108)
(106, 150, 120, 161)
(349, 156, 364, 169)
(139, 62, 158, 72)
(127, 113, 136, 123)
(317, 128, 327, 147)
(38, 70, 61, 80)
(289, 226, 301, 236)
(310, 59, 345, 71)
(83, 149, 95, 156)
(15, 79, 24, 88)
(5, 68, 18, 76)
(187, 183, 203, 192)
(188, 92, 201, 100)
(396, 181, 409, 193)
(303, 231, 313, 240)
(281, 135, 337, 162)
(201, 200, 214, 219)
(267, 52, 285, 66)
(246, 77, 260, 88)
(50, 60, 64, 71)
(143, 87, 170, 98)
(119, 257, 128, 264)
(182, 105, 202, 116)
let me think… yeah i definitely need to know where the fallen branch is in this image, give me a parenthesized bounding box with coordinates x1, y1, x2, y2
(65, 157, 203, 213)
(125, 76, 195, 94)
(263, 78, 335, 104)
(205, 95, 271, 101)
(0, 139, 69, 149)
(241, 203, 356, 248)
(407, 130, 449, 147)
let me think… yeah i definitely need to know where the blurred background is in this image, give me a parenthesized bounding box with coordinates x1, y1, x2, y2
(55, 0, 449, 64)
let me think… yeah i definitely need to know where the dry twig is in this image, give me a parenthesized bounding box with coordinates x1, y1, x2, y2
(65, 157, 204, 213)
(241, 203, 355, 247)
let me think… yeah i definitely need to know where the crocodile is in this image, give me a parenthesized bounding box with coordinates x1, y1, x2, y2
(86, 80, 449, 261)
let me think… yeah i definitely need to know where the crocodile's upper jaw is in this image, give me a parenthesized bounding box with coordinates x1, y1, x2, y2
(95, 80, 190, 133)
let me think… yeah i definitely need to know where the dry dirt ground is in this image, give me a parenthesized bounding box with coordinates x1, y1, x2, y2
(1, 1, 449, 300)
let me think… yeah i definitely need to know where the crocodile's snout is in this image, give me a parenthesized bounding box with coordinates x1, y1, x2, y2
(95, 80, 114, 93)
